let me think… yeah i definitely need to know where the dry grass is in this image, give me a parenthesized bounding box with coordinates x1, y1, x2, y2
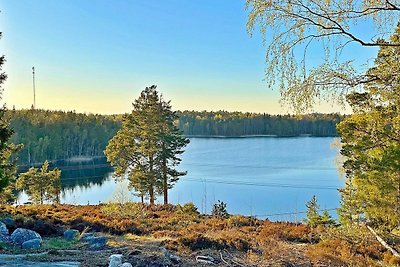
(0, 204, 397, 266)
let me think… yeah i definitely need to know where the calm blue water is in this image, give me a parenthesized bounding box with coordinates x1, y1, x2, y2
(18, 137, 344, 221)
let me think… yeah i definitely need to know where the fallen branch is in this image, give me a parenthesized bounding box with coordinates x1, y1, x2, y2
(223, 249, 246, 267)
(220, 252, 230, 265)
(366, 225, 400, 258)
(78, 226, 91, 240)
(196, 255, 216, 265)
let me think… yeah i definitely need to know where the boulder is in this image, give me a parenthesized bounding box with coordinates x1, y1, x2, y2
(21, 238, 41, 249)
(1, 217, 15, 228)
(0, 221, 10, 243)
(63, 229, 79, 240)
(169, 254, 181, 264)
(160, 247, 180, 264)
(108, 254, 122, 267)
(88, 236, 107, 250)
(0, 221, 8, 236)
(11, 228, 42, 246)
(0, 235, 11, 243)
(80, 232, 94, 241)
(120, 263, 133, 267)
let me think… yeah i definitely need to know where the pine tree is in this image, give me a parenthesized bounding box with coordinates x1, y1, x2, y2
(16, 160, 61, 204)
(157, 99, 189, 205)
(337, 23, 400, 232)
(0, 31, 20, 203)
(211, 200, 229, 218)
(338, 179, 363, 226)
(304, 195, 336, 227)
(305, 195, 321, 227)
(319, 209, 336, 227)
(105, 85, 189, 205)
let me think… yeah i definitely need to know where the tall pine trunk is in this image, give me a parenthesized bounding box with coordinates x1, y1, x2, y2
(149, 155, 155, 205)
(163, 158, 168, 205)
(149, 185, 155, 205)
(162, 142, 168, 205)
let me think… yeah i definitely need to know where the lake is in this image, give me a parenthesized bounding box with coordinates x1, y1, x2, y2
(18, 137, 344, 221)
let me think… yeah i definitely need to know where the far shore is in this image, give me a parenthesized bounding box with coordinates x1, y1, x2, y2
(184, 134, 338, 138)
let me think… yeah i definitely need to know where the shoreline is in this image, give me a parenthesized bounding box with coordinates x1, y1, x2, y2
(184, 134, 338, 138)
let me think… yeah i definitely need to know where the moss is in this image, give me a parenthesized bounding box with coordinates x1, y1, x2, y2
(0, 241, 7, 250)
(41, 237, 78, 250)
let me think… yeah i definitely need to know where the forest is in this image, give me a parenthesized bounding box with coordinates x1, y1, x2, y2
(176, 111, 341, 137)
(7, 109, 121, 165)
(6, 109, 342, 165)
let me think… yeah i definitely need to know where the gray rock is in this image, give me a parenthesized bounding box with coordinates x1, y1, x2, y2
(108, 254, 122, 267)
(81, 233, 108, 250)
(11, 228, 42, 246)
(88, 236, 107, 250)
(80, 232, 94, 241)
(169, 254, 181, 264)
(160, 247, 170, 257)
(0, 221, 8, 236)
(160, 247, 180, 264)
(21, 238, 41, 249)
(0, 235, 11, 243)
(120, 263, 133, 267)
(63, 229, 79, 240)
(0, 221, 10, 243)
(1, 217, 15, 227)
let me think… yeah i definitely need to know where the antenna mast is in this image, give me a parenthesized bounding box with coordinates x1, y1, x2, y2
(32, 66, 36, 109)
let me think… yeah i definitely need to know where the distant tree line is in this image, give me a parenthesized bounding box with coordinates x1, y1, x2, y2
(176, 111, 342, 137)
(6, 109, 342, 165)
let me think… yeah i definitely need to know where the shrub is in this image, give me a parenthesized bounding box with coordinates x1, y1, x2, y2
(176, 202, 199, 216)
(178, 233, 223, 250)
(211, 200, 229, 218)
(227, 215, 256, 227)
(307, 237, 385, 267)
(304, 196, 336, 227)
(101, 202, 147, 219)
(258, 221, 311, 243)
(216, 230, 252, 251)
(384, 252, 400, 266)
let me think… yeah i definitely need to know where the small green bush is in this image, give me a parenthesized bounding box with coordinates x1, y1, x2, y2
(211, 200, 229, 218)
(227, 215, 255, 227)
(0, 241, 7, 250)
(176, 202, 199, 215)
(305, 196, 336, 227)
(41, 237, 78, 250)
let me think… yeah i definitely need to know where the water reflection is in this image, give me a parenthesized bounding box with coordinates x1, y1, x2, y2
(56, 157, 112, 190)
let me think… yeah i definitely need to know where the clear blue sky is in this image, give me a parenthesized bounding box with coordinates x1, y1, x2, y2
(0, 0, 378, 114)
